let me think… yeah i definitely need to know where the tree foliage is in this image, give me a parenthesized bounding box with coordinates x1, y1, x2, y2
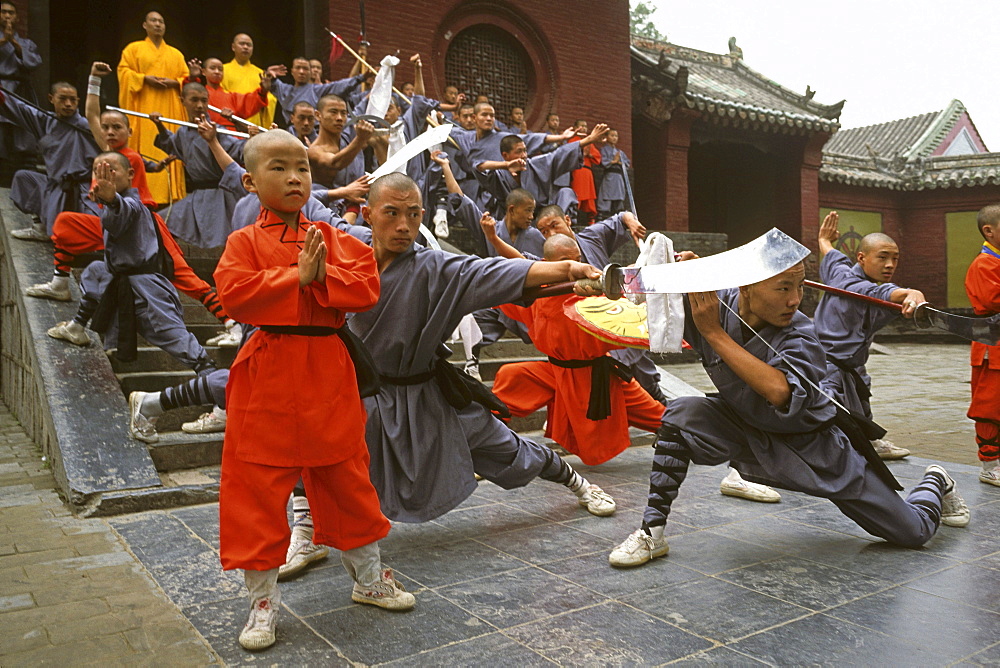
(630, 1, 666, 41)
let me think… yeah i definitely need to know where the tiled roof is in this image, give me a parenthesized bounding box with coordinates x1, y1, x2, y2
(820, 151, 1000, 190)
(631, 36, 843, 134)
(824, 100, 971, 160)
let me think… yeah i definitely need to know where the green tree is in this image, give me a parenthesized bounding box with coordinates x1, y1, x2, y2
(630, 1, 666, 41)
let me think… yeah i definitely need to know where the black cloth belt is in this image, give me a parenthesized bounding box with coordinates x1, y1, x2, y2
(380, 357, 510, 418)
(547, 355, 633, 421)
(91, 257, 159, 363)
(258, 325, 380, 397)
(829, 357, 872, 401)
(185, 178, 220, 191)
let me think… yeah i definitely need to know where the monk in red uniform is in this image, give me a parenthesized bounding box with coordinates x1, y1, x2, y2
(28, 62, 234, 346)
(569, 120, 601, 224)
(214, 129, 412, 653)
(185, 56, 268, 130)
(492, 233, 666, 465)
(967, 204, 1000, 488)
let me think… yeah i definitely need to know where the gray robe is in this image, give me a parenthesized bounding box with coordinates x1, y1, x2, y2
(155, 126, 244, 248)
(270, 75, 365, 125)
(79, 189, 210, 371)
(667, 289, 867, 497)
(597, 145, 630, 212)
(0, 94, 100, 232)
(349, 245, 549, 522)
(814, 249, 900, 417)
(0, 32, 41, 154)
(484, 141, 582, 217)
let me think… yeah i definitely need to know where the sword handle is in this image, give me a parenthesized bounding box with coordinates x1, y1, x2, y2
(522, 282, 577, 299)
(804, 280, 902, 312)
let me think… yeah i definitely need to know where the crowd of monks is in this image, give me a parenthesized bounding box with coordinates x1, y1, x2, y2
(1, 6, 998, 654)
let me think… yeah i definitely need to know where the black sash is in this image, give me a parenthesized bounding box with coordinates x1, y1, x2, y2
(829, 357, 872, 401)
(832, 409, 901, 491)
(90, 257, 159, 363)
(380, 357, 511, 418)
(185, 178, 220, 191)
(548, 355, 633, 421)
(258, 325, 380, 397)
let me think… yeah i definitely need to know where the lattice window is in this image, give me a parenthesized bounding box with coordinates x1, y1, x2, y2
(445, 25, 532, 118)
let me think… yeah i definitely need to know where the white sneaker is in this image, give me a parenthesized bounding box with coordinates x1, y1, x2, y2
(464, 359, 482, 382)
(47, 321, 90, 346)
(238, 596, 278, 651)
(719, 469, 781, 503)
(609, 529, 669, 567)
(278, 533, 329, 580)
(11, 225, 49, 241)
(578, 484, 616, 516)
(351, 568, 415, 610)
(207, 322, 243, 348)
(433, 208, 449, 239)
(181, 407, 227, 434)
(128, 391, 159, 444)
(25, 280, 71, 301)
(926, 465, 970, 528)
(873, 438, 910, 460)
(979, 466, 1000, 488)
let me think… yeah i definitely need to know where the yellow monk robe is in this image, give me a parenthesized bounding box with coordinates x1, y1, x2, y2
(222, 59, 276, 128)
(117, 37, 187, 205)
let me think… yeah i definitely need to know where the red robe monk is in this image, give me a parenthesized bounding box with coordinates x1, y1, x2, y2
(214, 209, 387, 569)
(494, 294, 665, 465)
(187, 57, 268, 131)
(966, 237, 1000, 473)
(569, 132, 601, 222)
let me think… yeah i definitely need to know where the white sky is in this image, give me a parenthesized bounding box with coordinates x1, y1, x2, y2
(641, 0, 1000, 150)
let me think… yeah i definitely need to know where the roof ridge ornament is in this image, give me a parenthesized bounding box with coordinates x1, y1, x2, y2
(728, 36, 743, 60)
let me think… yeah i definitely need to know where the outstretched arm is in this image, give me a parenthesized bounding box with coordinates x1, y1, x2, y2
(410, 53, 425, 97)
(481, 212, 524, 260)
(524, 260, 601, 293)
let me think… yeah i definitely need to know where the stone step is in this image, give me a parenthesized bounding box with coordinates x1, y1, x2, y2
(148, 431, 223, 472)
(108, 346, 236, 374)
(446, 337, 539, 362)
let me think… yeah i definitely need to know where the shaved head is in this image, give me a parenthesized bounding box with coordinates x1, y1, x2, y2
(369, 173, 421, 207)
(536, 204, 565, 221)
(101, 109, 130, 128)
(317, 94, 345, 113)
(95, 150, 130, 172)
(978, 204, 1000, 239)
(182, 81, 207, 97)
(543, 233, 580, 261)
(243, 129, 306, 173)
(859, 232, 897, 254)
(505, 188, 535, 210)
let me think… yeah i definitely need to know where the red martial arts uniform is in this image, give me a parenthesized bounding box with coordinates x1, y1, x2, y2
(214, 210, 388, 571)
(569, 137, 601, 220)
(50, 147, 228, 322)
(183, 78, 269, 130)
(966, 242, 1000, 461)
(493, 294, 665, 465)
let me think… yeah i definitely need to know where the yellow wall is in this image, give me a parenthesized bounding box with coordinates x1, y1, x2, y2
(819, 208, 883, 257)
(946, 211, 982, 308)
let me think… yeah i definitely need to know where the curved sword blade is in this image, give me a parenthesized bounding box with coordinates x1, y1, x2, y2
(615, 228, 810, 295)
(915, 306, 1000, 345)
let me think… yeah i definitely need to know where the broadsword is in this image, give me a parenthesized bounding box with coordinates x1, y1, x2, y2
(526, 228, 811, 299)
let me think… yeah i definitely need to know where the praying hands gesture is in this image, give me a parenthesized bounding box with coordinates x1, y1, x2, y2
(298, 226, 328, 286)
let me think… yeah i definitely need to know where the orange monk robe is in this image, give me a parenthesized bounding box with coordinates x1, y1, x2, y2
(569, 136, 601, 217)
(215, 210, 381, 467)
(117, 37, 187, 205)
(214, 210, 387, 568)
(222, 58, 275, 129)
(494, 294, 665, 465)
(965, 244, 1000, 460)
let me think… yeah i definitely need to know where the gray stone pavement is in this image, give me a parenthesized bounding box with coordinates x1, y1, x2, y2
(3, 340, 999, 666)
(0, 404, 220, 666)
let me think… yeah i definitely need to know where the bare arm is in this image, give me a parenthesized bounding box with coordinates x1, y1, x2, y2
(689, 291, 792, 408)
(481, 212, 524, 259)
(86, 61, 112, 151)
(524, 260, 600, 292)
(307, 120, 374, 170)
(578, 123, 609, 148)
(196, 118, 236, 170)
(410, 54, 425, 97)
